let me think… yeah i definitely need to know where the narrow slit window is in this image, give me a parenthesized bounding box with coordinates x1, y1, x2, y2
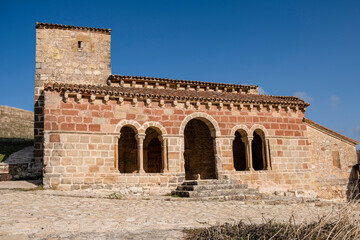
(78, 41, 82, 49)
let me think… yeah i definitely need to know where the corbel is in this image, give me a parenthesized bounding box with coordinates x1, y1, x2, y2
(132, 97, 138, 106)
(103, 95, 109, 105)
(146, 98, 152, 107)
(207, 102, 212, 110)
(90, 94, 96, 104)
(75, 93, 82, 103)
(63, 92, 69, 103)
(159, 99, 165, 108)
(118, 96, 124, 106)
(185, 101, 191, 109)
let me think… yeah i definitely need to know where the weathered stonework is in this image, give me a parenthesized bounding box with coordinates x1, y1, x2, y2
(35, 23, 359, 199)
(0, 106, 33, 139)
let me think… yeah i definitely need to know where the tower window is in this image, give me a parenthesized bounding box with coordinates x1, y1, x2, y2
(78, 41, 82, 49)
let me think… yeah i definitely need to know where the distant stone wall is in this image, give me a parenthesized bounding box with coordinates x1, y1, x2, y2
(0, 106, 33, 139)
(306, 125, 358, 199)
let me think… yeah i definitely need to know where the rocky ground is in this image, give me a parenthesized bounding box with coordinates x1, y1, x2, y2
(0, 181, 357, 240)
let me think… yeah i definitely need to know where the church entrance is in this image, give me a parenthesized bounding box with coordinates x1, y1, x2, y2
(184, 119, 216, 180)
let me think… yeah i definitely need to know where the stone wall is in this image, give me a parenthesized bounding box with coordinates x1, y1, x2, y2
(0, 106, 33, 139)
(34, 26, 112, 180)
(306, 125, 358, 199)
(43, 91, 313, 194)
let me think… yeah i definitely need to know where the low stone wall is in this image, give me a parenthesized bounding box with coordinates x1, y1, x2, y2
(0, 106, 33, 139)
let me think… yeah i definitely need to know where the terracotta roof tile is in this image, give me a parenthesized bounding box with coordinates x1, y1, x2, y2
(304, 118, 359, 145)
(110, 75, 257, 90)
(35, 22, 111, 33)
(44, 82, 309, 107)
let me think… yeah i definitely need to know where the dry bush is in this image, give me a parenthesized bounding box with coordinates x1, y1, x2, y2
(184, 200, 360, 240)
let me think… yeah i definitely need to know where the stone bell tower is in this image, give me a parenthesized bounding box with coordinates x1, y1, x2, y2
(34, 23, 112, 175)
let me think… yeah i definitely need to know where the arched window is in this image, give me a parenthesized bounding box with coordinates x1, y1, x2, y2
(252, 129, 266, 170)
(118, 126, 138, 173)
(143, 127, 162, 173)
(233, 130, 247, 171)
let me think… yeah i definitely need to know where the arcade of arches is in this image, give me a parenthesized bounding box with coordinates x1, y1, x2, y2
(118, 121, 271, 177)
(232, 129, 271, 171)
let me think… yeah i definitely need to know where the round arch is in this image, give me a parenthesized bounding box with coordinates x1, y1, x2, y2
(179, 112, 221, 137)
(248, 124, 269, 138)
(140, 121, 168, 135)
(115, 119, 141, 134)
(230, 125, 250, 137)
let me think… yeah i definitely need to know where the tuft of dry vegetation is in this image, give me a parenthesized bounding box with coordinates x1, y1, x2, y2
(184, 199, 360, 240)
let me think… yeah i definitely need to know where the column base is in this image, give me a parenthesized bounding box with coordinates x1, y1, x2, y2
(137, 169, 145, 174)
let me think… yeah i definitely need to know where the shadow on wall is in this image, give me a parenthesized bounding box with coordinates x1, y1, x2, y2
(347, 163, 360, 201)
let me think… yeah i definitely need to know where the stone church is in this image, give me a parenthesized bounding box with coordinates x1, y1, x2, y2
(34, 23, 359, 199)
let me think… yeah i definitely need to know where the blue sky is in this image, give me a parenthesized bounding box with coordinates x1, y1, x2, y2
(0, 0, 359, 146)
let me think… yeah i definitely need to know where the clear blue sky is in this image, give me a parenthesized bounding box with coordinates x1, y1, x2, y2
(0, 0, 359, 146)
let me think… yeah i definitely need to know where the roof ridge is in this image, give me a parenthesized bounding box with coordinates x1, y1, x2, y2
(110, 75, 258, 89)
(35, 22, 111, 33)
(304, 118, 359, 145)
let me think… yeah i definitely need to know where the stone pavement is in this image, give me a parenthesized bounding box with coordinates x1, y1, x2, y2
(0, 186, 356, 240)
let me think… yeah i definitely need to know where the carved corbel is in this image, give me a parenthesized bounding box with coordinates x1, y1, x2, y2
(173, 99, 178, 107)
(63, 92, 69, 103)
(103, 95, 109, 105)
(118, 96, 124, 106)
(132, 97, 138, 106)
(207, 102, 212, 110)
(159, 99, 165, 107)
(89, 94, 96, 104)
(75, 93, 82, 103)
(218, 102, 223, 110)
(185, 101, 191, 109)
(146, 98, 152, 107)
(195, 101, 201, 109)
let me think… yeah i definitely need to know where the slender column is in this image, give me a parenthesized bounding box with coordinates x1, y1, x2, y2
(265, 139, 271, 170)
(261, 137, 267, 170)
(114, 136, 119, 170)
(231, 139, 235, 171)
(247, 137, 254, 171)
(136, 134, 145, 173)
(160, 137, 168, 172)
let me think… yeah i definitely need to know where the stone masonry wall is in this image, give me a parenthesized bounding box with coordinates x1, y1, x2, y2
(35, 27, 112, 182)
(43, 91, 313, 194)
(0, 106, 33, 139)
(307, 125, 358, 199)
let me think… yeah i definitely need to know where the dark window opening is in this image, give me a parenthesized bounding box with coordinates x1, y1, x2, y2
(233, 131, 247, 171)
(118, 127, 137, 173)
(78, 41, 82, 49)
(252, 131, 264, 170)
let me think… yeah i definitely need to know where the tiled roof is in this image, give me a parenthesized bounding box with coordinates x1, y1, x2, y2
(110, 75, 258, 90)
(304, 118, 359, 145)
(44, 82, 309, 107)
(35, 22, 111, 33)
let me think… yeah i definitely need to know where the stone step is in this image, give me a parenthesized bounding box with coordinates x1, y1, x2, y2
(182, 179, 239, 186)
(176, 183, 248, 191)
(172, 188, 259, 198)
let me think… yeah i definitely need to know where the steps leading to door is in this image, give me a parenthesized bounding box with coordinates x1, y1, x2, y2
(171, 179, 262, 200)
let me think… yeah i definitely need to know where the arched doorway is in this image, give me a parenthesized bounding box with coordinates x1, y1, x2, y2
(118, 126, 137, 173)
(184, 119, 216, 180)
(144, 127, 162, 173)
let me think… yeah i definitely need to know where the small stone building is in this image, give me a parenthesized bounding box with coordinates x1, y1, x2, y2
(35, 23, 359, 199)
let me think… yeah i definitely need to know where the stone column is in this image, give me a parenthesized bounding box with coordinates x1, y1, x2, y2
(246, 137, 254, 171)
(261, 137, 267, 170)
(136, 134, 145, 173)
(114, 136, 119, 170)
(160, 137, 168, 172)
(265, 139, 271, 170)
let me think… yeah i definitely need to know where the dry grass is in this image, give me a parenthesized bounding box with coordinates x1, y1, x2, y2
(184, 199, 360, 240)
